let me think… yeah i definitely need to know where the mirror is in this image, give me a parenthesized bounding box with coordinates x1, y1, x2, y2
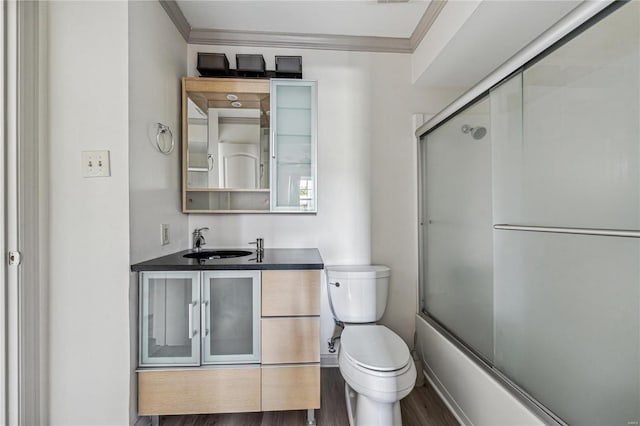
(184, 79, 270, 190)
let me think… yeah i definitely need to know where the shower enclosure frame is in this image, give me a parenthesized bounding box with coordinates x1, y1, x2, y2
(415, 1, 633, 424)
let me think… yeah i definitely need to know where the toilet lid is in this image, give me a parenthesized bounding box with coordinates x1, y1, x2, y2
(341, 325, 411, 372)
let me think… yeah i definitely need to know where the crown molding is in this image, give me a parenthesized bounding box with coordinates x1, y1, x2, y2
(410, 0, 447, 50)
(159, 0, 190, 42)
(189, 28, 412, 53)
(160, 0, 446, 53)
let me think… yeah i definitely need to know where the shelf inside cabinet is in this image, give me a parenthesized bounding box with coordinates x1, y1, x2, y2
(187, 188, 270, 192)
(275, 133, 312, 138)
(276, 107, 312, 111)
(276, 161, 312, 166)
(185, 189, 270, 213)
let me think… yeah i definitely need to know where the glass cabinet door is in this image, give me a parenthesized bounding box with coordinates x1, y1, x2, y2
(140, 271, 200, 366)
(270, 79, 317, 212)
(202, 271, 261, 364)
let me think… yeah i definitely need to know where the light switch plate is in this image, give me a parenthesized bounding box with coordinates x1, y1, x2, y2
(82, 150, 111, 177)
(161, 224, 170, 246)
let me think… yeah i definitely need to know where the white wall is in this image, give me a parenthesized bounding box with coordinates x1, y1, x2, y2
(48, 2, 130, 424)
(368, 60, 463, 347)
(187, 46, 460, 354)
(411, 0, 481, 85)
(129, 1, 189, 264)
(128, 2, 188, 424)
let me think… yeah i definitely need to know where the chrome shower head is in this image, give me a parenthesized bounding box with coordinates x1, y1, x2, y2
(461, 124, 487, 140)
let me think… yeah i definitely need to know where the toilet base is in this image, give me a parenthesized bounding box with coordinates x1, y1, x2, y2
(344, 383, 402, 426)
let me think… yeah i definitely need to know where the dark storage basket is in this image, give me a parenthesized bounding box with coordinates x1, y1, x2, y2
(236, 54, 266, 77)
(197, 53, 230, 77)
(275, 56, 303, 79)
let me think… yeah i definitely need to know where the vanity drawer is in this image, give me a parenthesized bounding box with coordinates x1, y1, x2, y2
(261, 365, 320, 411)
(138, 368, 260, 415)
(261, 270, 320, 316)
(261, 317, 320, 364)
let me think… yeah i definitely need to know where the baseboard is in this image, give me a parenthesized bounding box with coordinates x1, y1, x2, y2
(321, 353, 338, 368)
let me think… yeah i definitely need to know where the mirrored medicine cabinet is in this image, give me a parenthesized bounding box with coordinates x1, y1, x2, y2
(182, 77, 317, 214)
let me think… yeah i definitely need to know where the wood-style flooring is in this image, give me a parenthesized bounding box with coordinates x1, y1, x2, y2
(160, 367, 459, 426)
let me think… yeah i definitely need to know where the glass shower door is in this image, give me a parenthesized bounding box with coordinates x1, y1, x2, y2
(490, 3, 640, 424)
(421, 96, 494, 361)
(202, 271, 261, 364)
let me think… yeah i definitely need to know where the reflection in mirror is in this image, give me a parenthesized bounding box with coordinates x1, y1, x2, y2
(186, 90, 270, 190)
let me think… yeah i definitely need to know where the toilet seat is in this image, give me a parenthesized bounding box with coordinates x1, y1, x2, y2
(343, 353, 414, 379)
(341, 325, 412, 372)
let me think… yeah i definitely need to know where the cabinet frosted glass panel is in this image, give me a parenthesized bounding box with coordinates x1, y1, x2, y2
(271, 80, 317, 212)
(140, 272, 200, 366)
(421, 96, 494, 360)
(492, 3, 640, 230)
(494, 230, 639, 425)
(202, 271, 260, 364)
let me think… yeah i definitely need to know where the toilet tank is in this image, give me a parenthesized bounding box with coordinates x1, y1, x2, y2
(326, 265, 391, 323)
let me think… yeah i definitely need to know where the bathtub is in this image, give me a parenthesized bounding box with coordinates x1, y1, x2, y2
(414, 313, 549, 425)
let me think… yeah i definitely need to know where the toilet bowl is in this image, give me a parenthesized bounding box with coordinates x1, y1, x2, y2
(326, 266, 416, 426)
(338, 325, 416, 426)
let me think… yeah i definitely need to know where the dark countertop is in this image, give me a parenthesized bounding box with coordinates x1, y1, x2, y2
(131, 248, 324, 272)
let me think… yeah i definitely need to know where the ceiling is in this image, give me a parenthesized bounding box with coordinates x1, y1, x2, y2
(415, 0, 582, 87)
(177, 0, 431, 38)
(164, 0, 585, 88)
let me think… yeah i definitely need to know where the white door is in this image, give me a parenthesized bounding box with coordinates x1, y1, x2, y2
(2, 1, 45, 423)
(219, 142, 260, 189)
(1, 2, 17, 422)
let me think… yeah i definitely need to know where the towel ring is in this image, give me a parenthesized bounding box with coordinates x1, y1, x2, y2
(155, 123, 175, 155)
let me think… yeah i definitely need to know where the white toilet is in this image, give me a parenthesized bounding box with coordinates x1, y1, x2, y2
(326, 265, 416, 426)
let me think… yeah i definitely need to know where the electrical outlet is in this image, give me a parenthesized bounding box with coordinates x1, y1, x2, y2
(161, 224, 170, 246)
(82, 150, 111, 177)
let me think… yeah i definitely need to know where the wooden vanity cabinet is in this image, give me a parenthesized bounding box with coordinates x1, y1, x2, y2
(138, 368, 260, 416)
(260, 270, 321, 412)
(137, 269, 321, 416)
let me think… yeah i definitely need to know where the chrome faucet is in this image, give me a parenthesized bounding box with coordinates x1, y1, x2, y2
(248, 237, 264, 262)
(192, 227, 209, 250)
(248, 237, 264, 254)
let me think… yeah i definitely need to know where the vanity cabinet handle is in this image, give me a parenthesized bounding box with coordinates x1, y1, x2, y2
(271, 130, 276, 159)
(329, 282, 340, 287)
(188, 303, 194, 339)
(201, 302, 208, 337)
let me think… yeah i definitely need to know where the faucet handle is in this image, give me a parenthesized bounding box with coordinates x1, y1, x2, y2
(193, 227, 210, 250)
(249, 238, 264, 253)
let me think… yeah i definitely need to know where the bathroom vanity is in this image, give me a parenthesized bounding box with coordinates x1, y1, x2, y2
(131, 248, 323, 421)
